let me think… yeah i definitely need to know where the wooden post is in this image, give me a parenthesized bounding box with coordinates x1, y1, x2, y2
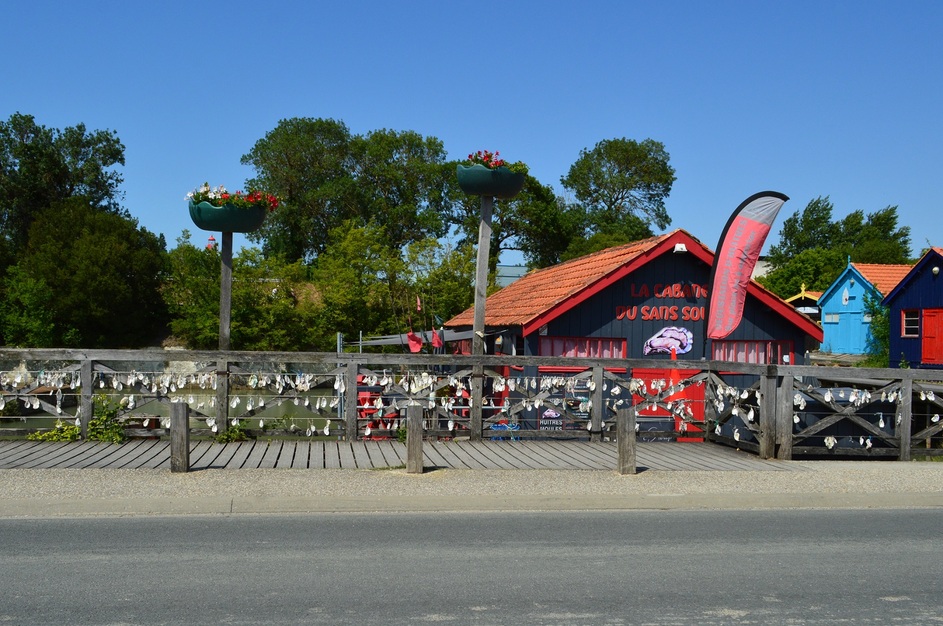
(170, 402, 190, 473)
(219, 231, 233, 351)
(899, 378, 913, 462)
(406, 403, 423, 474)
(758, 365, 777, 459)
(215, 230, 233, 433)
(470, 367, 484, 441)
(469, 195, 493, 443)
(215, 359, 229, 433)
(344, 362, 359, 441)
(775, 374, 795, 460)
(616, 407, 637, 475)
(590, 366, 604, 442)
(80, 359, 93, 439)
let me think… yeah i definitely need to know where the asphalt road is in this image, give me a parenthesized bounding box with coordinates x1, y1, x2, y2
(2, 509, 941, 625)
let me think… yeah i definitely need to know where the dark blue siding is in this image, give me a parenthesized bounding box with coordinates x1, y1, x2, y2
(887, 258, 943, 368)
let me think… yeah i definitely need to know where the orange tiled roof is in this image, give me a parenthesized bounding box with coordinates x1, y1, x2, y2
(446, 233, 677, 329)
(446, 228, 823, 341)
(851, 263, 913, 296)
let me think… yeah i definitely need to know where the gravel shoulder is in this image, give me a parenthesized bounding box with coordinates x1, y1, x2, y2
(1, 461, 942, 517)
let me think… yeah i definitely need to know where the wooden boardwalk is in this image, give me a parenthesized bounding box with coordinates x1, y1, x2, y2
(0, 439, 799, 472)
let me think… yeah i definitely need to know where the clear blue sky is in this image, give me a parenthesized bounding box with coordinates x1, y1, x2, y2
(4, 1, 941, 261)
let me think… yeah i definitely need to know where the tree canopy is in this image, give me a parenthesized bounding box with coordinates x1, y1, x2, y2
(2, 197, 166, 347)
(241, 118, 453, 263)
(760, 196, 913, 298)
(0, 113, 126, 266)
(560, 138, 675, 232)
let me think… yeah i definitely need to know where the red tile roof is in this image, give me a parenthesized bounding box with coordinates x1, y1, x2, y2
(851, 263, 913, 296)
(447, 232, 679, 330)
(446, 229, 823, 341)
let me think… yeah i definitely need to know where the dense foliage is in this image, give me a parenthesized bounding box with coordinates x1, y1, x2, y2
(758, 196, 912, 298)
(1, 112, 922, 360)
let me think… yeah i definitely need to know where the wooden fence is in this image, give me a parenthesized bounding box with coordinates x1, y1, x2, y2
(0, 348, 941, 463)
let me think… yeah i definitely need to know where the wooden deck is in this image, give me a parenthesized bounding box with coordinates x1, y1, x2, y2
(0, 439, 799, 472)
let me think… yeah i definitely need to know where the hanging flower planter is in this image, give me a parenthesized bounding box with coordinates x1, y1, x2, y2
(188, 200, 268, 233)
(456, 164, 525, 199)
(186, 183, 279, 233)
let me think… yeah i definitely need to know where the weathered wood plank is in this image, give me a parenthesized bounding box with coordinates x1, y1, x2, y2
(539, 440, 607, 470)
(536, 441, 610, 470)
(456, 441, 508, 469)
(0, 441, 64, 467)
(257, 441, 283, 468)
(308, 441, 325, 469)
(223, 441, 256, 469)
(420, 441, 452, 468)
(553, 440, 616, 468)
(323, 442, 341, 469)
(86, 440, 149, 468)
(336, 441, 357, 469)
(427, 442, 476, 469)
(127, 440, 169, 469)
(477, 442, 533, 469)
(187, 442, 218, 469)
(240, 440, 271, 468)
(290, 441, 311, 469)
(40, 442, 109, 468)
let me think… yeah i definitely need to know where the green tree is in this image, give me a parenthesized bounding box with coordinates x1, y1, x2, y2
(241, 117, 357, 262)
(403, 238, 475, 331)
(310, 221, 405, 350)
(766, 196, 837, 270)
(162, 232, 321, 351)
(0, 265, 56, 346)
(835, 206, 911, 264)
(0, 113, 126, 266)
(5, 197, 167, 347)
(452, 169, 577, 272)
(860, 294, 890, 368)
(762, 197, 913, 298)
(755, 247, 845, 298)
(162, 231, 226, 348)
(561, 138, 675, 231)
(349, 129, 453, 249)
(242, 118, 453, 263)
(560, 213, 654, 262)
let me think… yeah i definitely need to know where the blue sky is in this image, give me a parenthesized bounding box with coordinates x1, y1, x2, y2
(4, 1, 941, 261)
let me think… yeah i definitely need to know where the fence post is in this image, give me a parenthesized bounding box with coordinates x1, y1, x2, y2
(470, 365, 483, 441)
(590, 366, 604, 442)
(170, 402, 190, 473)
(406, 403, 423, 474)
(215, 359, 229, 434)
(616, 407, 637, 475)
(899, 378, 913, 462)
(775, 374, 795, 460)
(80, 359, 93, 439)
(758, 365, 778, 459)
(345, 361, 359, 441)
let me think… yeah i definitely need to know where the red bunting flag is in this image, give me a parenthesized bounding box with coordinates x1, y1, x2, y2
(406, 330, 423, 353)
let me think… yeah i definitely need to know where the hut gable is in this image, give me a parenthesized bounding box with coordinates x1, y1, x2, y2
(882, 247, 943, 368)
(446, 229, 822, 362)
(818, 260, 911, 355)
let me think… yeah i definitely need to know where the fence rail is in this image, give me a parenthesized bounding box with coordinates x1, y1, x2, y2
(0, 348, 941, 464)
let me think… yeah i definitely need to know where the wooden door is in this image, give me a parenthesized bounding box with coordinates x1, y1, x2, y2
(922, 309, 943, 365)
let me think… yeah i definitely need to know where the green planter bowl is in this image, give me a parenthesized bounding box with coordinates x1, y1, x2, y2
(188, 200, 268, 233)
(456, 164, 525, 199)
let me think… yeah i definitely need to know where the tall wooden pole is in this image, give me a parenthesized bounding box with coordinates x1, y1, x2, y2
(216, 231, 233, 430)
(470, 195, 493, 441)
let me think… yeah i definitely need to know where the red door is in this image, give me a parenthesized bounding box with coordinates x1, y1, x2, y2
(922, 309, 943, 365)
